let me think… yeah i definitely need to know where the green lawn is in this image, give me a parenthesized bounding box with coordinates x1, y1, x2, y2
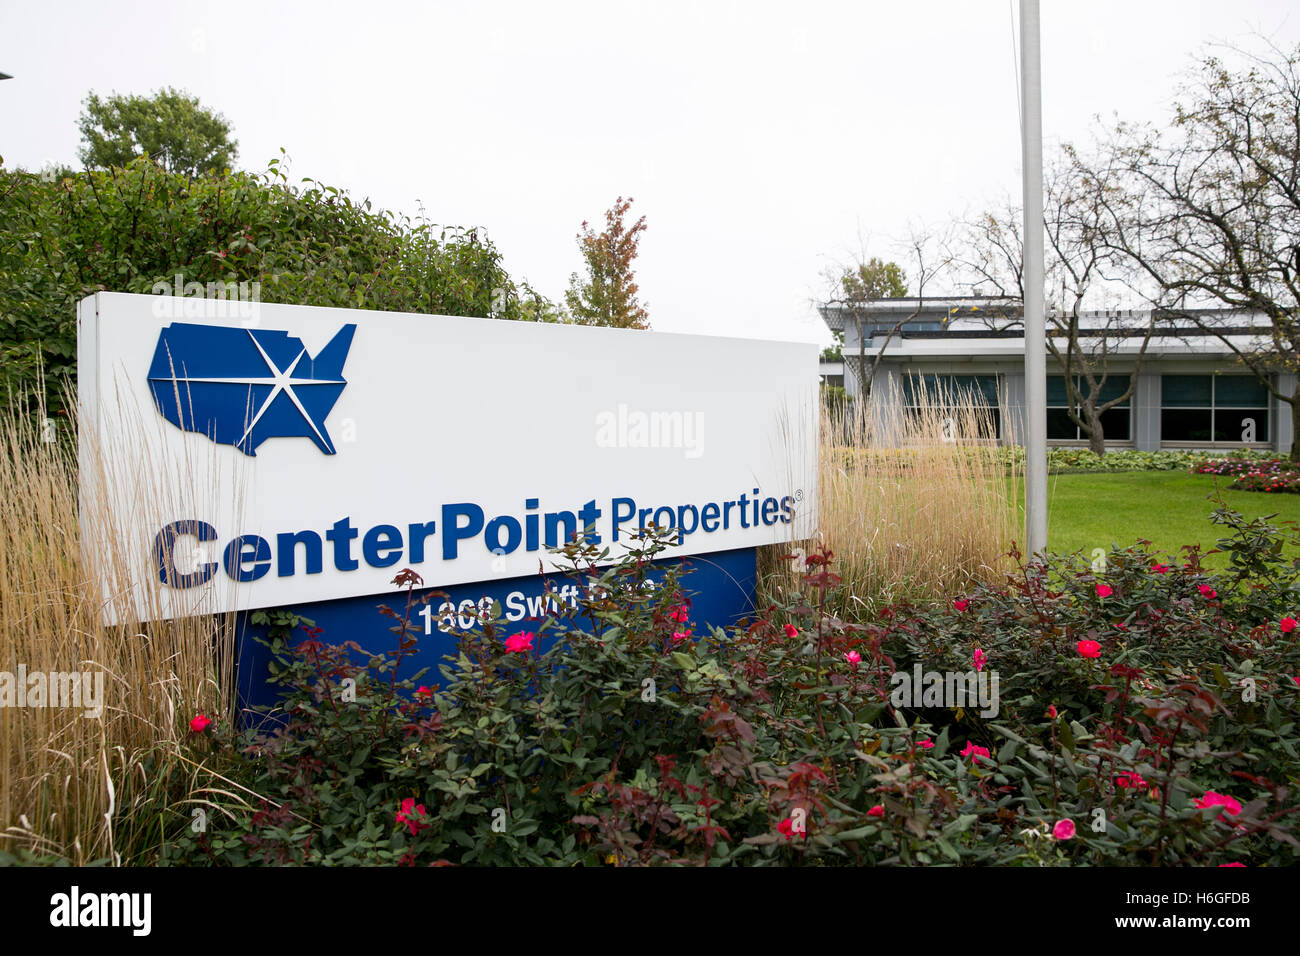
(1045, 471, 1300, 565)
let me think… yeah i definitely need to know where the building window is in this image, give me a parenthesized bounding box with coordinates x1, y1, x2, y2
(1160, 374, 1269, 444)
(864, 320, 944, 344)
(901, 373, 1000, 438)
(1046, 375, 1133, 442)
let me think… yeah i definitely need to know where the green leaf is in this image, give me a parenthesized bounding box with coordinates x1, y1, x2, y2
(1058, 719, 1076, 753)
(934, 836, 961, 861)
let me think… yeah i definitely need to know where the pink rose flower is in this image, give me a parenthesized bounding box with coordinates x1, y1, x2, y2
(504, 631, 535, 653)
(1115, 771, 1148, 790)
(777, 817, 806, 840)
(395, 797, 430, 836)
(1198, 584, 1217, 599)
(784, 624, 799, 639)
(189, 713, 212, 733)
(867, 805, 885, 818)
(953, 599, 969, 612)
(1281, 617, 1297, 633)
(960, 741, 991, 763)
(1076, 639, 1102, 658)
(1194, 790, 1242, 820)
(973, 648, 987, 672)
(843, 650, 861, 667)
(1095, 584, 1113, 598)
(917, 739, 934, 749)
(1053, 819, 1076, 840)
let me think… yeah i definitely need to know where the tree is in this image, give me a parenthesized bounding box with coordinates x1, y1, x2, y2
(0, 154, 539, 417)
(838, 257, 905, 401)
(565, 196, 649, 329)
(952, 153, 1158, 456)
(819, 238, 950, 402)
(1089, 42, 1300, 459)
(77, 87, 238, 177)
(840, 257, 908, 302)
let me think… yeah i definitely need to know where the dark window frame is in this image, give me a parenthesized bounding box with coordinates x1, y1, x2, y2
(900, 373, 1003, 441)
(1159, 374, 1270, 444)
(1046, 374, 1133, 443)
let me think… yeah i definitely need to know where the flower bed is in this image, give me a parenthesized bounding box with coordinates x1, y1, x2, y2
(150, 506, 1300, 867)
(1185, 456, 1300, 493)
(1037, 447, 1273, 473)
(1192, 457, 1288, 477)
(1232, 469, 1300, 493)
(842, 447, 1279, 478)
(846, 447, 1278, 475)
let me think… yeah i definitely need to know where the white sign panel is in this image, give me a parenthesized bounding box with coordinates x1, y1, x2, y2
(77, 292, 818, 622)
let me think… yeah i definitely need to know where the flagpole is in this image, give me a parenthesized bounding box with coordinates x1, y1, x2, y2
(1021, 0, 1048, 556)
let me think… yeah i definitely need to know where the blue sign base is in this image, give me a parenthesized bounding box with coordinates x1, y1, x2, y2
(233, 547, 759, 719)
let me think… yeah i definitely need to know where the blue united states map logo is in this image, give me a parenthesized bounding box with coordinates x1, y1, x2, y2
(147, 322, 357, 456)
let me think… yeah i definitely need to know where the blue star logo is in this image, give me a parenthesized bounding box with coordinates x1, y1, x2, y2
(147, 322, 357, 456)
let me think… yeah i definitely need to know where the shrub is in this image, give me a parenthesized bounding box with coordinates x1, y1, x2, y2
(154, 507, 1300, 867)
(1191, 457, 1287, 477)
(0, 156, 552, 417)
(1040, 448, 1273, 474)
(842, 446, 1276, 478)
(1190, 456, 1300, 493)
(1231, 469, 1300, 494)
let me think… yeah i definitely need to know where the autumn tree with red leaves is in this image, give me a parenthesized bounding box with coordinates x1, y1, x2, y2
(565, 196, 649, 329)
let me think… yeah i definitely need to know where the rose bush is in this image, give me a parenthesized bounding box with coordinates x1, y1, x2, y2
(1191, 457, 1287, 477)
(1232, 469, 1300, 494)
(157, 510, 1300, 866)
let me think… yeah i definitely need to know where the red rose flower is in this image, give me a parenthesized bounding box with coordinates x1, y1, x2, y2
(1194, 790, 1242, 820)
(960, 741, 991, 763)
(395, 797, 430, 836)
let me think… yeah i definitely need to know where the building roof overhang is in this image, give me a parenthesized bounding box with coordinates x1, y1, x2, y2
(877, 333, 1274, 361)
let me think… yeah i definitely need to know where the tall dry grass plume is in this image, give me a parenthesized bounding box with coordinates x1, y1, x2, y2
(0, 395, 244, 864)
(770, 379, 1021, 616)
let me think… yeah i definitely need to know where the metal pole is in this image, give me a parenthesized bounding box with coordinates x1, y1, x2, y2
(1021, 0, 1048, 556)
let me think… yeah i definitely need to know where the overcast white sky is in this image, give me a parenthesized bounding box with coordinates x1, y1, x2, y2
(2, 1, 1297, 346)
